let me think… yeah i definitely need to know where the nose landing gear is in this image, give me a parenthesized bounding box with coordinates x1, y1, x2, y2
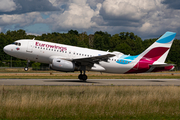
(24, 60, 30, 71)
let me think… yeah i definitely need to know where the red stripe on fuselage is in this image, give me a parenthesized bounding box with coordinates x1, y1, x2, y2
(126, 47, 169, 73)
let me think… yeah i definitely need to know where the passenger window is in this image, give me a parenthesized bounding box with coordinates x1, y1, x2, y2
(19, 43, 21, 46)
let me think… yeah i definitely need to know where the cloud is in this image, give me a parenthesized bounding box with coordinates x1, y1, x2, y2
(0, 12, 42, 27)
(0, 0, 180, 39)
(99, 0, 163, 26)
(0, 0, 60, 15)
(46, 0, 97, 31)
(0, 0, 17, 12)
(162, 0, 180, 9)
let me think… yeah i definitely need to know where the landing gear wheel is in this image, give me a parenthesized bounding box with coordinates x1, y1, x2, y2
(24, 67, 28, 71)
(78, 67, 88, 81)
(24, 60, 30, 71)
(78, 74, 87, 81)
(82, 74, 87, 81)
(78, 74, 83, 80)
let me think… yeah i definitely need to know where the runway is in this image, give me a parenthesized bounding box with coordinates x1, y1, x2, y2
(0, 79, 180, 86)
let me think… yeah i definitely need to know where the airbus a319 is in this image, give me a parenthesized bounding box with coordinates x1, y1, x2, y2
(3, 31, 176, 81)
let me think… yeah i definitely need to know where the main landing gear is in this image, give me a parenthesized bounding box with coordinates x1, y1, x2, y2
(24, 60, 30, 71)
(78, 70, 88, 81)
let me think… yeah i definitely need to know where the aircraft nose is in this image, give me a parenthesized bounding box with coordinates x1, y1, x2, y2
(3, 45, 11, 54)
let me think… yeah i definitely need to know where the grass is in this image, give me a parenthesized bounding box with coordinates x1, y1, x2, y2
(1, 67, 180, 79)
(0, 86, 179, 119)
(0, 72, 180, 79)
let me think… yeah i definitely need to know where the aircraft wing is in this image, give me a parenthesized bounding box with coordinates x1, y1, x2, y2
(72, 54, 115, 66)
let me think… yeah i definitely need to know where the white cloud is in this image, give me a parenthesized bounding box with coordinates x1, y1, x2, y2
(0, 0, 17, 12)
(27, 32, 40, 36)
(47, 0, 97, 31)
(0, 12, 42, 26)
(101, 0, 163, 21)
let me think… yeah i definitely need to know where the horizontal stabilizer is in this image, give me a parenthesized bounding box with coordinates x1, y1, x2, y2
(150, 64, 174, 68)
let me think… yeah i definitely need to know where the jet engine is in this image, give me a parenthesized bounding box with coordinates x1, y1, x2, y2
(50, 58, 75, 72)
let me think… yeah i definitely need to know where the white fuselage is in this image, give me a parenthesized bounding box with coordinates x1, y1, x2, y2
(4, 39, 136, 73)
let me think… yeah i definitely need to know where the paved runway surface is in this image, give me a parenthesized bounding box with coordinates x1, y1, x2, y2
(0, 79, 180, 86)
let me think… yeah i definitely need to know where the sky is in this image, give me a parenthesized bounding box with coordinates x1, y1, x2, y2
(0, 0, 180, 39)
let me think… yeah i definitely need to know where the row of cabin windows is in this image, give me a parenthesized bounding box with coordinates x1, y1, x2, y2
(35, 46, 124, 62)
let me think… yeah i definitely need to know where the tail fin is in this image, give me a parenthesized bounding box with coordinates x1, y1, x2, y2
(139, 31, 176, 63)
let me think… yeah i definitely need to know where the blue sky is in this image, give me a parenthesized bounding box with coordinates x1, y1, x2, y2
(0, 0, 180, 39)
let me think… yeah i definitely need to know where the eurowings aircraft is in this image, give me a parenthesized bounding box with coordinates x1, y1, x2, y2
(3, 31, 176, 81)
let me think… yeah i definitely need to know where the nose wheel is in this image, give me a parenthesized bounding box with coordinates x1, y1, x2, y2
(24, 67, 28, 71)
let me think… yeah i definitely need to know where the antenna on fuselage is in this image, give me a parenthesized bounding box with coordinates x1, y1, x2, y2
(33, 38, 35, 40)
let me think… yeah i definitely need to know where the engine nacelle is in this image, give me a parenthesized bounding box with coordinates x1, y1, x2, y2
(50, 58, 75, 72)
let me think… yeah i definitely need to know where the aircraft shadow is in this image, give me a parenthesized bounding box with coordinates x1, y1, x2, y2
(147, 80, 166, 82)
(43, 80, 98, 84)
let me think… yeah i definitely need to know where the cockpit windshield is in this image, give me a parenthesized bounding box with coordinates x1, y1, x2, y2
(12, 42, 21, 46)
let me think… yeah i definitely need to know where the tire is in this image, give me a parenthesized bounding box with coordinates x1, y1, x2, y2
(24, 67, 28, 71)
(82, 75, 87, 81)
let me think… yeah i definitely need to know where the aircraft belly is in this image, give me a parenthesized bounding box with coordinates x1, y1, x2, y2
(100, 62, 132, 74)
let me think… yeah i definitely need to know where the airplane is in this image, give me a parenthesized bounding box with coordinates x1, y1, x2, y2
(3, 31, 176, 81)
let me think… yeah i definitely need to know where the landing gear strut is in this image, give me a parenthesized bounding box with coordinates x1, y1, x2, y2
(78, 68, 88, 81)
(24, 60, 30, 71)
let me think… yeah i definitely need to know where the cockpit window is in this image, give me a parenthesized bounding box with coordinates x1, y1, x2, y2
(12, 42, 21, 46)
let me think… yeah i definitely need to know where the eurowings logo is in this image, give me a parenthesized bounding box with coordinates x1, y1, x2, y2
(16, 47, 20, 50)
(35, 42, 67, 51)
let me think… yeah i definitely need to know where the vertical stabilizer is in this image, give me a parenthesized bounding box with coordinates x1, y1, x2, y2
(139, 31, 176, 63)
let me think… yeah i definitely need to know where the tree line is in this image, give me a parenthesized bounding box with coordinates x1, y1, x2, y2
(0, 29, 180, 69)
